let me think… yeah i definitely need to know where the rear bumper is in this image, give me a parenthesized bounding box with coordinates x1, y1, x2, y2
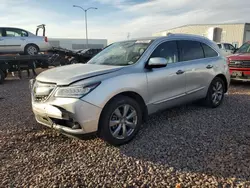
(39, 43, 52, 52)
(32, 98, 102, 135)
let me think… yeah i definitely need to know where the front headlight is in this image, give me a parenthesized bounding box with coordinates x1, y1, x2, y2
(54, 82, 100, 98)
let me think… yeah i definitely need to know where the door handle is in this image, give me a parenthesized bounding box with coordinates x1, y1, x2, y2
(0, 39, 4, 41)
(206, 65, 213, 69)
(20, 38, 26, 41)
(176, 70, 185, 75)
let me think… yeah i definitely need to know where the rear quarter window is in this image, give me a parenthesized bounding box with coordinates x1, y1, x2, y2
(201, 43, 218, 58)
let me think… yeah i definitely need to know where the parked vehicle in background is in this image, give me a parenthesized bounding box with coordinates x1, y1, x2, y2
(0, 27, 51, 55)
(30, 34, 230, 145)
(69, 48, 102, 64)
(227, 41, 250, 81)
(47, 47, 102, 65)
(217, 43, 236, 55)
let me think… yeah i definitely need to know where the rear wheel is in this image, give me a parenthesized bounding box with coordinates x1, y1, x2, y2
(25, 44, 39, 55)
(203, 77, 225, 108)
(99, 96, 142, 146)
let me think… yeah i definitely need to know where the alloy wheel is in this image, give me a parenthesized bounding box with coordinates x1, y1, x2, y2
(109, 104, 138, 140)
(27, 46, 38, 55)
(211, 81, 223, 105)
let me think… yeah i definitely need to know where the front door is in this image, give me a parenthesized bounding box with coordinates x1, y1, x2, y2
(146, 41, 186, 112)
(3, 28, 27, 53)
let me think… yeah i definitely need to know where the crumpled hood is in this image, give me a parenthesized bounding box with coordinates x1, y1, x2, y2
(36, 64, 123, 85)
(227, 53, 250, 61)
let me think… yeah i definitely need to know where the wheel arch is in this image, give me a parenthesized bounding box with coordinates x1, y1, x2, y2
(98, 91, 148, 131)
(25, 43, 40, 52)
(215, 74, 228, 93)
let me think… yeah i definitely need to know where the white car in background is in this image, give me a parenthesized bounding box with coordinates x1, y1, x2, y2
(0, 27, 51, 55)
(217, 43, 236, 56)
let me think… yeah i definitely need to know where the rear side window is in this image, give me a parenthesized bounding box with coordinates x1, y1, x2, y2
(201, 43, 218, 57)
(151, 41, 178, 63)
(178, 40, 204, 61)
(5, 28, 28, 37)
(217, 44, 222, 48)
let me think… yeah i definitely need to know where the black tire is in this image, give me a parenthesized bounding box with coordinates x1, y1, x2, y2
(24, 44, 39, 55)
(203, 77, 225, 108)
(0, 69, 5, 84)
(99, 96, 142, 146)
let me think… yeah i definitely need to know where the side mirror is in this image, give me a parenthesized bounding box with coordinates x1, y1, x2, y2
(147, 57, 167, 68)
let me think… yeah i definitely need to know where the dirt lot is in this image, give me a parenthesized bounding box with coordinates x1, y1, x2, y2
(1, 75, 250, 187)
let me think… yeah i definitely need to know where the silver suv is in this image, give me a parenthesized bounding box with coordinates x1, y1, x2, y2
(30, 34, 230, 145)
(0, 27, 51, 55)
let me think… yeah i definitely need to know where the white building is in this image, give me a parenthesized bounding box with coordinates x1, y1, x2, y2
(153, 23, 250, 47)
(48, 38, 108, 50)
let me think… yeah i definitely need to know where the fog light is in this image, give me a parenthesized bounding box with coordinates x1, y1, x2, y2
(72, 122, 81, 129)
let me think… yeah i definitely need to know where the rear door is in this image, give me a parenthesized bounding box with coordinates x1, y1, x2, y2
(3, 28, 28, 53)
(178, 40, 218, 98)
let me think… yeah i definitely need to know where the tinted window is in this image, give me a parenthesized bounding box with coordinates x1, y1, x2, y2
(0, 29, 3, 37)
(151, 41, 178, 63)
(178, 40, 204, 61)
(201, 43, 218, 57)
(217, 44, 222, 48)
(5, 28, 28, 37)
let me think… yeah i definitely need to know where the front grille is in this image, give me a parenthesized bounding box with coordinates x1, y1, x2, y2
(32, 81, 56, 103)
(229, 60, 250, 68)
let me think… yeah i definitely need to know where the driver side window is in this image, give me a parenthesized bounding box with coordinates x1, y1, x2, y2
(150, 41, 178, 64)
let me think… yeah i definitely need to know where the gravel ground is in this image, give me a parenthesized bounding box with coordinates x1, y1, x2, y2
(1, 75, 250, 187)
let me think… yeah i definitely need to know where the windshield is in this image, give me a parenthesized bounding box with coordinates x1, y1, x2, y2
(237, 42, 250, 53)
(88, 40, 153, 66)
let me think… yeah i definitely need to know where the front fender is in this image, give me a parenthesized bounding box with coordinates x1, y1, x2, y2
(82, 73, 148, 108)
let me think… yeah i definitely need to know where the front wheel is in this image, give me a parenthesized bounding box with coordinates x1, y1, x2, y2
(99, 96, 142, 146)
(203, 77, 225, 108)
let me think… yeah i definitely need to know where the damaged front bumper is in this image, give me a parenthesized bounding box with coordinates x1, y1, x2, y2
(32, 97, 102, 135)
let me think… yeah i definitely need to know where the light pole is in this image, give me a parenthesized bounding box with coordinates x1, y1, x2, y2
(73, 5, 97, 49)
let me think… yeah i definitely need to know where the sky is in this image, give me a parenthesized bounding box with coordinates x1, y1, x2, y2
(1, 0, 250, 43)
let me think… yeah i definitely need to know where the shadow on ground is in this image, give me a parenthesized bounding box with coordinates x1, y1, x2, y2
(120, 90, 250, 181)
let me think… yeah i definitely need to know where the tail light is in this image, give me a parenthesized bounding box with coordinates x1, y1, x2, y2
(44, 36, 48, 42)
